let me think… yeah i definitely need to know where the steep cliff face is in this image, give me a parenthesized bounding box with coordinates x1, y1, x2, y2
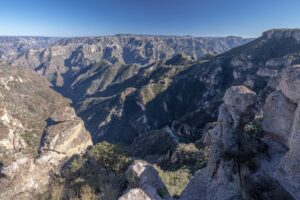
(259, 65, 300, 199)
(0, 64, 92, 199)
(181, 86, 258, 200)
(0, 63, 68, 162)
(179, 66, 300, 199)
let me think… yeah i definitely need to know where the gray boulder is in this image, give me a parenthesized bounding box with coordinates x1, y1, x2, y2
(262, 91, 296, 146)
(119, 160, 170, 200)
(119, 188, 152, 200)
(278, 65, 300, 103)
(258, 65, 300, 199)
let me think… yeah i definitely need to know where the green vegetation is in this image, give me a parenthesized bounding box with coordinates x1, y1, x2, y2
(88, 142, 132, 174)
(156, 144, 209, 197)
(161, 144, 209, 173)
(22, 131, 40, 156)
(155, 166, 191, 197)
(41, 137, 210, 199)
(140, 64, 190, 105)
(241, 116, 265, 171)
(45, 142, 132, 200)
(140, 82, 169, 104)
(243, 116, 264, 150)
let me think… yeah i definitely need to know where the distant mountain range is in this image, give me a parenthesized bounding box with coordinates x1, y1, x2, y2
(0, 35, 252, 86)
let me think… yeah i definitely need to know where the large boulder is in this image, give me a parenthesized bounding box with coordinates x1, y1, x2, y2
(119, 160, 170, 200)
(262, 91, 296, 146)
(223, 85, 257, 114)
(126, 160, 166, 190)
(278, 65, 300, 103)
(118, 188, 152, 200)
(223, 86, 257, 128)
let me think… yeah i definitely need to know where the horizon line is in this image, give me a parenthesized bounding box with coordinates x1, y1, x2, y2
(0, 33, 258, 39)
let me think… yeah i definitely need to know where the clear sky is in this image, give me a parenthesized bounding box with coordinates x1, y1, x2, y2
(0, 0, 300, 37)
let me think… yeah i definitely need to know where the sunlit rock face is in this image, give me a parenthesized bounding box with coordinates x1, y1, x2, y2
(263, 29, 300, 41)
(0, 64, 92, 200)
(119, 160, 171, 200)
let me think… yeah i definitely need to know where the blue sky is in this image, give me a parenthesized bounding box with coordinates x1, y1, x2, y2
(0, 0, 300, 37)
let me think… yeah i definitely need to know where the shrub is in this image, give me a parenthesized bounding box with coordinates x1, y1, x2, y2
(77, 185, 98, 200)
(88, 142, 132, 174)
(155, 165, 191, 197)
(54, 142, 132, 200)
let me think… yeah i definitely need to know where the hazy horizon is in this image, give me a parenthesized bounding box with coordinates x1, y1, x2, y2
(0, 32, 257, 38)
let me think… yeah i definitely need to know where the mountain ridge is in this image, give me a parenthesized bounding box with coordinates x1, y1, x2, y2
(0, 35, 252, 87)
(1, 28, 300, 199)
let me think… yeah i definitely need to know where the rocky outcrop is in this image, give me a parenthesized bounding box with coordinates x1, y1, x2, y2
(119, 188, 153, 200)
(0, 64, 69, 162)
(260, 65, 300, 199)
(38, 107, 92, 164)
(180, 82, 300, 200)
(0, 108, 27, 152)
(119, 160, 171, 200)
(179, 69, 300, 200)
(278, 65, 300, 103)
(0, 65, 92, 199)
(181, 86, 257, 200)
(262, 91, 296, 146)
(263, 29, 300, 41)
(0, 107, 92, 200)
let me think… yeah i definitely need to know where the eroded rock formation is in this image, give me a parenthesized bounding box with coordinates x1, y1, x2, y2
(119, 160, 171, 200)
(181, 86, 257, 200)
(180, 66, 300, 199)
(0, 108, 92, 200)
(0, 65, 92, 199)
(260, 65, 300, 199)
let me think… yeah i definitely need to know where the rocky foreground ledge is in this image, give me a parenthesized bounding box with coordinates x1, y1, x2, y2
(119, 66, 300, 200)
